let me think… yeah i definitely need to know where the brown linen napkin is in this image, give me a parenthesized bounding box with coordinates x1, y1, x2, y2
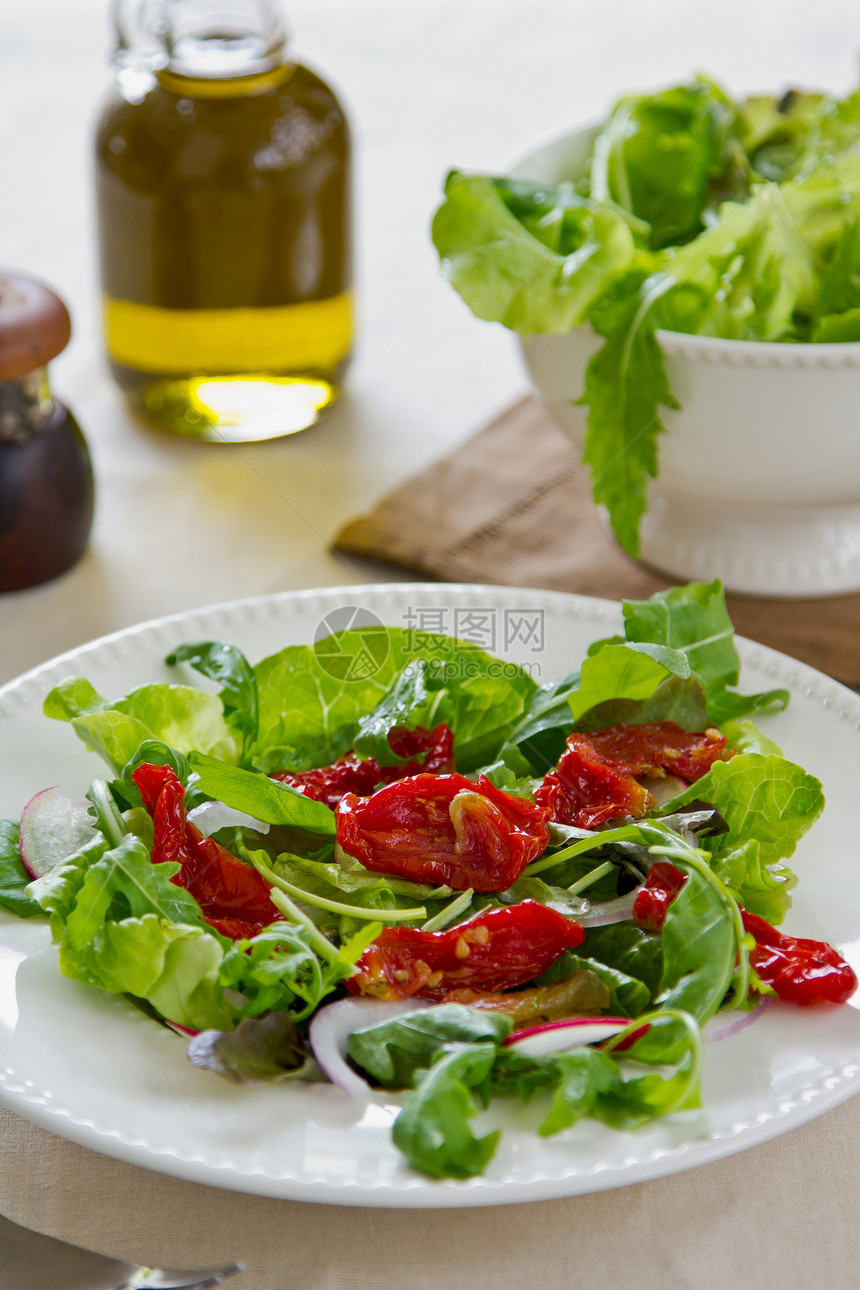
(336, 397, 860, 687)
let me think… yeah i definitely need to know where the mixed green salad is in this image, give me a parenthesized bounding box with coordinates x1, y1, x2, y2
(0, 580, 855, 1180)
(432, 76, 860, 556)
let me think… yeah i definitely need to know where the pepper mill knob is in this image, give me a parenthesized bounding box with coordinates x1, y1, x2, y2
(0, 275, 71, 381)
(0, 271, 95, 593)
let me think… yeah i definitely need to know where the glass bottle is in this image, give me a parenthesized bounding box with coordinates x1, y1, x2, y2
(95, 0, 352, 442)
(0, 274, 95, 592)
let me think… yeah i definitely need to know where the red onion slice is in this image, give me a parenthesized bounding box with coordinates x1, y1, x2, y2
(309, 996, 432, 1097)
(187, 800, 270, 837)
(575, 889, 640, 927)
(707, 996, 771, 1043)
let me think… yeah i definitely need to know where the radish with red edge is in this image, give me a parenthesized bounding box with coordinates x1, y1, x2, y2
(503, 1016, 647, 1058)
(19, 787, 98, 880)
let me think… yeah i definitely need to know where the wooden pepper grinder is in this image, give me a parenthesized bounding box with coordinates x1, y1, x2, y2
(0, 273, 95, 592)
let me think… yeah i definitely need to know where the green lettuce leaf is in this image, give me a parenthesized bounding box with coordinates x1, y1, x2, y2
(92, 914, 229, 1030)
(565, 642, 692, 725)
(44, 678, 238, 774)
(589, 76, 745, 248)
(431, 170, 636, 333)
(664, 752, 824, 921)
(0, 820, 43, 918)
(167, 641, 259, 758)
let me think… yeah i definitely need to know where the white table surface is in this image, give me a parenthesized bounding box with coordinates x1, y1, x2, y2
(2, 3, 860, 1285)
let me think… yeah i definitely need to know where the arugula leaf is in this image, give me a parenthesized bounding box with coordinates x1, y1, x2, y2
(347, 1005, 512, 1088)
(507, 669, 583, 771)
(188, 753, 336, 836)
(391, 1043, 500, 1179)
(580, 922, 664, 999)
(535, 949, 651, 1018)
(655, 860, 737, 1024)
(167, 641, 259, 758)
(0, 819, 42, 919)
(537, 1047, 622, 1136)
(217, 921, 379, 1021)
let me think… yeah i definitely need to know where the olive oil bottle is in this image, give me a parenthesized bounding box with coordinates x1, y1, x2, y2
(95, 0, 351, 441)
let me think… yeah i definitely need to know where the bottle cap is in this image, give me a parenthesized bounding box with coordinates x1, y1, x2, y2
(0, 273, 71, 381)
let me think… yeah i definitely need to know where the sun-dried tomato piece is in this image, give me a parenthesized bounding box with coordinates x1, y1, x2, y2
(346, 900, 584, 1000)
(535, 735, 654, 829)
(584, 722, 730, 782)
(133, 762, 281, 940)
(271, 724, 455, 809)
(335, 772, 550, 891)
(632, 860, 688, 931)
(742, 910, 857, 1007)
(535, 722, 730, 829)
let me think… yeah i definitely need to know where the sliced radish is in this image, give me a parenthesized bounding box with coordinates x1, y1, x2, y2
(309, 996, 431, 1097)
(19, 787, 98, 880)
(503, 1015, 636, 1057)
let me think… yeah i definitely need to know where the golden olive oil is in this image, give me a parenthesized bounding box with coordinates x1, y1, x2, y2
(95, 60, 351, 441)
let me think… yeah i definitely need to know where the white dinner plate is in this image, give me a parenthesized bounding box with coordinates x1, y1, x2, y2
(0, 584, 858, 1207)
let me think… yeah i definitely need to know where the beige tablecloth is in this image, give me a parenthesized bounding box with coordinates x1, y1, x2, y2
(2, 1099, 859, 1289)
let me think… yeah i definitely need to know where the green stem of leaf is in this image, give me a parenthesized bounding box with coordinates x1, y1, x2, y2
(567, 860, 615, 895)
(252, 852, 426, 923)
(421, 888, 475, 932)
(87, 780, 127, 849)
(524, 825, 644, 877)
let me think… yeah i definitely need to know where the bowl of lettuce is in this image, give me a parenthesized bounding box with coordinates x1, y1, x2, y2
(431, 78, 860, 597)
